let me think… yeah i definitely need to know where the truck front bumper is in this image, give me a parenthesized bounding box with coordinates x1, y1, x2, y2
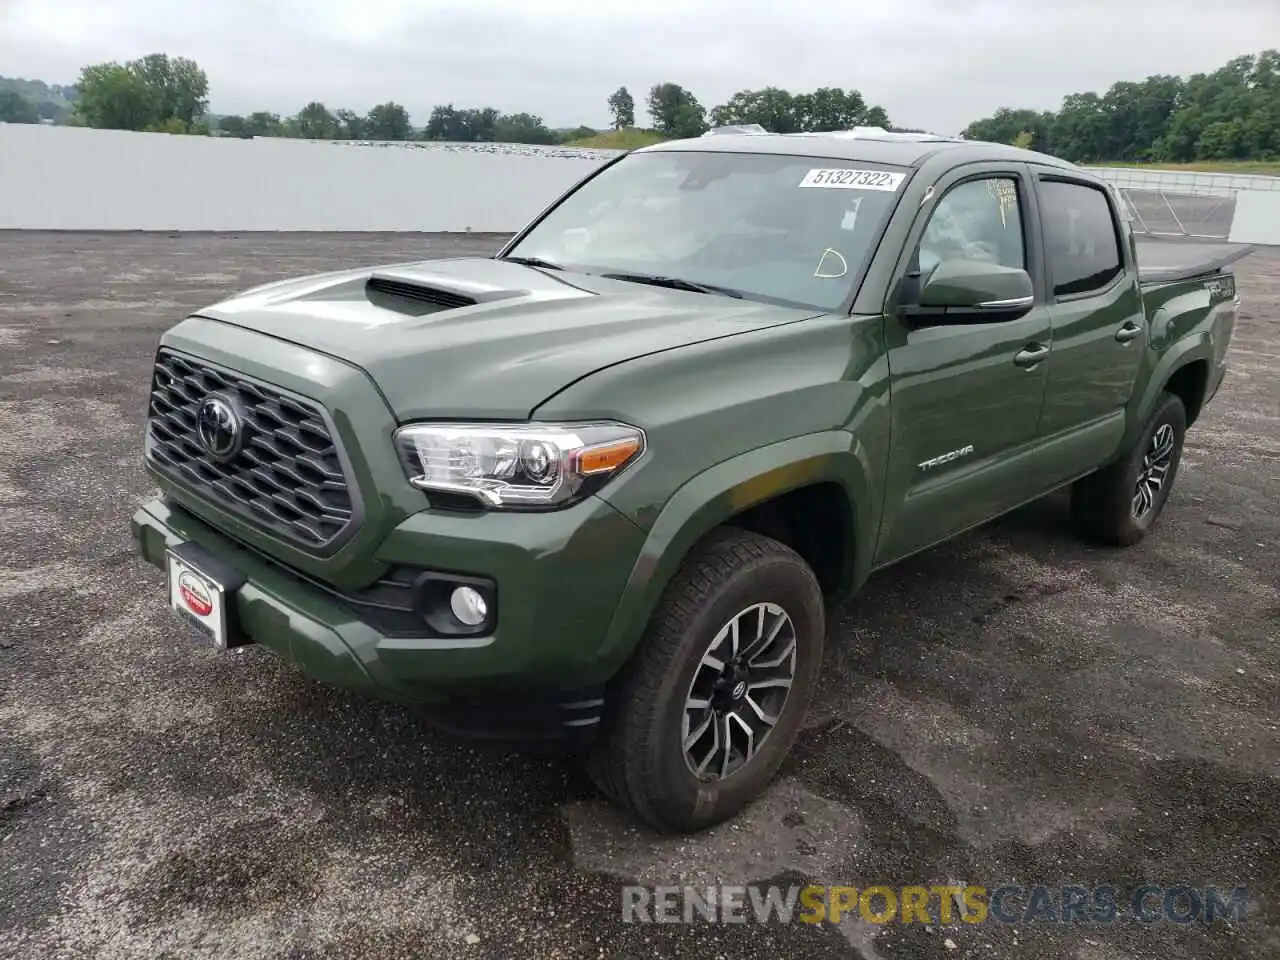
(130, 494, 647, 738)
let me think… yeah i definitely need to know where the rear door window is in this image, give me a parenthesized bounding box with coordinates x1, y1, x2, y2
(1038, 180, 1124, 297)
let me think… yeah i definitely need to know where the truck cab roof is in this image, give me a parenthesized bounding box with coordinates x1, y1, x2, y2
(639, 125, 1080, 174)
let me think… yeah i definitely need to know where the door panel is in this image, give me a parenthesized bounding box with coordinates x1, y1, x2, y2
(875, 311, 1052, 564)
(874, 166, 1052, 566)
(1037, 178, 1145, 440)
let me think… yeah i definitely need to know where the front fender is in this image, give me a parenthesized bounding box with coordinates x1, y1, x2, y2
(595, 430, 875, 675)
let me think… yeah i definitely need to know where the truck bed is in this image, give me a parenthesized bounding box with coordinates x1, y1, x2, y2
(1136, 240, 1255, 285)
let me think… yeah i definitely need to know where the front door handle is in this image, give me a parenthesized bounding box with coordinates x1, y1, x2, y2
(1115, 320, 1144, 343)
(1013, 343, 1050, 368)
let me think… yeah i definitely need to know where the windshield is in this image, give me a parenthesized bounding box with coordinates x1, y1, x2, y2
(504, 150, 910, 311)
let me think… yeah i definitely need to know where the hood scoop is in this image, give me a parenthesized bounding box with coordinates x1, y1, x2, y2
(359, 258, 600, 317)
(365, 274, 481, 316)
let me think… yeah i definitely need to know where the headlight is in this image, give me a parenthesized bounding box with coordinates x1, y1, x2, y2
(394, 421, 646, 509)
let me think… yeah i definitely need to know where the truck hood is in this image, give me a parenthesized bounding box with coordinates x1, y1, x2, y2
(197, 257, 819, 420)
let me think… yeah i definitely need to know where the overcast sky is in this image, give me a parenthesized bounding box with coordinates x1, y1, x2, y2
(2, 0, 1275, 135)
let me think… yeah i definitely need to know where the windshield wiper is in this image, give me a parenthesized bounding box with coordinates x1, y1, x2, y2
(599, 271, 744, 299)
(498, 255, 565, 271)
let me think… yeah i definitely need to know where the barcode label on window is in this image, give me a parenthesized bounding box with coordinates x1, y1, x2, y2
(799, 169, 905, 191)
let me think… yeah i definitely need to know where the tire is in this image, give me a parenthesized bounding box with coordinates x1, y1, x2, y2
(1070, 391, 1187, 547)
(585, 527, 825, 833)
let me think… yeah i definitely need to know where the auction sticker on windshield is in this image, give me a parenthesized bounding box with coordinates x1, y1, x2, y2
(799, 169, 905, 191)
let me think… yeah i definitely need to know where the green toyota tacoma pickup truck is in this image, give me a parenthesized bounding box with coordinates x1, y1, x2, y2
(131, 128, 1251, 832)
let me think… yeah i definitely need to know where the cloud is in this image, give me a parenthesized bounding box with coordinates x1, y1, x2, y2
(1, 0, 1275, 133)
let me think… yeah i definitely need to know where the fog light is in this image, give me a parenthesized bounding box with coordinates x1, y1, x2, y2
(449, 586, 488, 627)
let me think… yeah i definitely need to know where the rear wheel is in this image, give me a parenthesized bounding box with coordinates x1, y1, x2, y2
(1070, 392, 1187, 546)
(585, 528, 825, 832)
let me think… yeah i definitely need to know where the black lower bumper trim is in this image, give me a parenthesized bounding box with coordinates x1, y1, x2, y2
(420, 685, 606, 744)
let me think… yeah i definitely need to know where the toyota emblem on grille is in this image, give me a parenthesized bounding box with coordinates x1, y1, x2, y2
(197, 394, 243, 460)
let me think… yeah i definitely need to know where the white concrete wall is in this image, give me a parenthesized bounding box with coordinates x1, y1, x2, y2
(0, 123, 615, 232)
(3, 124, 1278, 244)
(1229, 191, 1280, 246)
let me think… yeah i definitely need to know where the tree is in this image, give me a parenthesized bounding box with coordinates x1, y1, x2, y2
(647, 83, 707, 138)
(72, 54, 208, 132)
(423, 104, 458, 140)
(423, 104, 499, 141)
(243, 111, 284, 137)
(419, 103, 556, 144)
(147, 117, 191, 135)
(1195, 120, 1245, 160)
(710, 87, 800, 132)
(492, 112, 557, 144)
(1154, 52, 1278, 162)
(216, 114, 247, 137)
(35, 100, 68, 122)
(365, 101, 411, 140)
(73, 63, 155, 130)
(607, 86, 635, 129)
(961, 107, 1055, 152)
(0, 77, 72, 122)
(463, 107, 499, 141)
(335, 109, 366, 139)
(131, 53, 208, 128)
(1053, 92, 1112, 162)
(0, 90, 40, 123)
(796, 87, 875, 131)
(1100, 75, 1182, 162)
(295, 101, 338, 139)
(863, 105, 890, 128)
(961, 48, 1280, 164)
(707, 86, 890, 134)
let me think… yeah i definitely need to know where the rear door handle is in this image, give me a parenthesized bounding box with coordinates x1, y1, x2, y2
(1115, 321, 1143, 343)
(1013, 343, 1050, 368)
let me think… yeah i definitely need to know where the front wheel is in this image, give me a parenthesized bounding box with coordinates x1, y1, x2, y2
(585, 528, 825, 832)
(1070, 391, 1188, 546)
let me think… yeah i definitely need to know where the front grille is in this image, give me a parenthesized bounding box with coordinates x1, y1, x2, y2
(146, 349, 357, 550)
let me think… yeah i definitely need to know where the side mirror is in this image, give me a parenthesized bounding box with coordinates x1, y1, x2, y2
(900, 259, 1035, 322)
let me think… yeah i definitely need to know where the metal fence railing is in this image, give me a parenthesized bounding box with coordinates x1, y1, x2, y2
(1116, 188, 1238, 241)
(1091, 166, 1280, 197)
(1091, 166, 1280, 244)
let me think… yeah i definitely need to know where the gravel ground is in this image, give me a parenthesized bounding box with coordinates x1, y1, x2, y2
(0, 232, 1276, 960)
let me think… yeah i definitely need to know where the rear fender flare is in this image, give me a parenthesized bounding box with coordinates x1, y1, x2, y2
(595, 430, 874, 675)
(1124, 333, 1212, 450)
